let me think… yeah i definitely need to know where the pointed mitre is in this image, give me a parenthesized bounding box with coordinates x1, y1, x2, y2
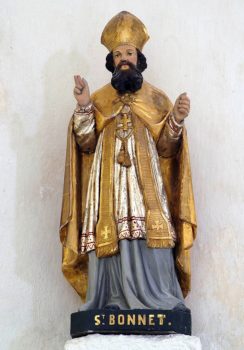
(101, 11, 150, 52)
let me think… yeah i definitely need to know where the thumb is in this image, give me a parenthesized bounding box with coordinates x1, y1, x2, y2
(180, 92, 187, 98)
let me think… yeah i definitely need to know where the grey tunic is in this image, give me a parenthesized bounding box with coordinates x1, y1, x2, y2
(80, 240, 185, 310)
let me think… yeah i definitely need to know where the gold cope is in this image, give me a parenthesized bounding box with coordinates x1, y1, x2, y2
(60, 11, 197, 304)
(60, 81, 197, 301)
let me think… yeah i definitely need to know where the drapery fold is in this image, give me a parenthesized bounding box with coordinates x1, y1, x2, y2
(60, 81, 197, 300)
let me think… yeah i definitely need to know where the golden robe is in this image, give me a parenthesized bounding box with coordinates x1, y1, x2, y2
(60, 81, 197, 300)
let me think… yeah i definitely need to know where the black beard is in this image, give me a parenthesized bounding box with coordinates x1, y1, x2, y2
(111, 61, 143, 94)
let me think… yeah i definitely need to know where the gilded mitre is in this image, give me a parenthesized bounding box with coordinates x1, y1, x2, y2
(101, 11, 150, 52)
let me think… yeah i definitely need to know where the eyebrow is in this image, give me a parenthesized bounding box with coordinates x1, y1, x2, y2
(113, 49, 135, 55)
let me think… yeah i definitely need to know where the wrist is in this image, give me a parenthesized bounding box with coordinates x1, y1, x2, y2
(75, 101, 94, 114)
(172, 113, 184, 126)
(168, 113, 184, 136)
(77, 99, 92, 107)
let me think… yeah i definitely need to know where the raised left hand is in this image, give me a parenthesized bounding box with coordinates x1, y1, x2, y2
(173, 92, 190, 123)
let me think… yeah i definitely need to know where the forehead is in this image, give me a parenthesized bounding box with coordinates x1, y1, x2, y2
(113, 44, 137, 53)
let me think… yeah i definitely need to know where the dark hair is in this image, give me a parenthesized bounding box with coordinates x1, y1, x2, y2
(105, 49, 147, 73)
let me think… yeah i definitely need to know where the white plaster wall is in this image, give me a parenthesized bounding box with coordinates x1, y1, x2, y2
(0, 0, 243, 349)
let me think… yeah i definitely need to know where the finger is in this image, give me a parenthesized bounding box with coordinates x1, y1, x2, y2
(74, 75, 83, 89)
(75, 75, 83, 86)
(178, 104, 190, 111)
(82, 78, 89, 90)
(175, 94, 188, 105)
(178, 102, 190, 108)
(74, 75, 79, 86)
(178, 104, 190, 110)
(179, 99, 190, 107)
(77, 76, 87, 89)
(178, 107, 189, 114)
(179, 97, 190, 104)
(74, 87, 83, 95)
(178, 98, 190, 104)
(179, 92, 187, 99)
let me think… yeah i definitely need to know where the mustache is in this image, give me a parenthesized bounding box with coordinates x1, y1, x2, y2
(117, 60, 135, 69)
(113, 60, 140, 77)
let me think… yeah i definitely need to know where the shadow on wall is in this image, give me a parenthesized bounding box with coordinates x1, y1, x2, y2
(9, 50, 87, 350)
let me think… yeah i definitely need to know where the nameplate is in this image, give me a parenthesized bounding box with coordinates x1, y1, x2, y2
(70, 309, 191, 337)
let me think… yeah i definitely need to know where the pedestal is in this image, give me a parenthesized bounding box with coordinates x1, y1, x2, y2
(65, 334, 202, 350)
(70, 309, 191, 337)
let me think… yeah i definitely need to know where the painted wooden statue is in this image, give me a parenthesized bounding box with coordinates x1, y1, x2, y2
(60, 12, 196, 320)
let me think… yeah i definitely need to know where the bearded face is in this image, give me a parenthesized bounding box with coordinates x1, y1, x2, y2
(111, 60, 143, 94)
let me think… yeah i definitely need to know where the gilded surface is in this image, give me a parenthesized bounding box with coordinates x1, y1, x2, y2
(92, 81, 172, 141)
(133, 115, 175, 248)
(95, 120, 118, 257)
(76, 100, 177, 255)
(60, 82, 197, 300)
(101, 11, 149, 52)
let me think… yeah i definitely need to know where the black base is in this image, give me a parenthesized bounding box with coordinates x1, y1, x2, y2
(70, 308, 191, 338)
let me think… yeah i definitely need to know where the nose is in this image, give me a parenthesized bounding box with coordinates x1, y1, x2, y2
(121, 52, 128, 61)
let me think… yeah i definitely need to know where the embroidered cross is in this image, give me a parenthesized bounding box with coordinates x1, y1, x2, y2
(121, 113, 131, 131)
(101, 226, 111, 240)
(152, 221, 165, 231)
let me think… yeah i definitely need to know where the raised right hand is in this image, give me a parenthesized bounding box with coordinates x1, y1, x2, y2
(73, 75, 91, 107)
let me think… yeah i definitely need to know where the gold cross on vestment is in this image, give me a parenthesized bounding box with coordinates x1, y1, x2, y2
(121, 113, 131, 131)
(101, 226, 111, 240)
(152, 221, 165, 231)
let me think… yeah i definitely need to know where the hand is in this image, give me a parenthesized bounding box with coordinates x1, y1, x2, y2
(173, 92, 190, 123)
(73, 75, 91, 107)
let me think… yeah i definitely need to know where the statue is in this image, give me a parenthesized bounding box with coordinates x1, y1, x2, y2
(60, 11, 197, 336)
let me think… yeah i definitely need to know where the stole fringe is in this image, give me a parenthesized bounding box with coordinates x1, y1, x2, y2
(96, 241, 119, 258)
(147, 237, 175, 249)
